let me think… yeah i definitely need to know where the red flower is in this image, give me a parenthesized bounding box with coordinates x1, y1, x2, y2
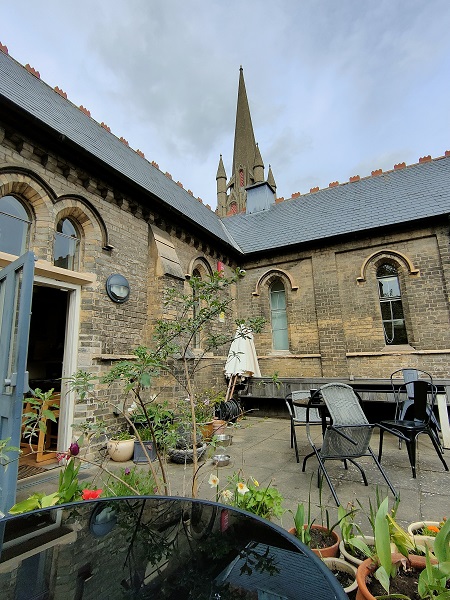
(82, 489, 103, 500)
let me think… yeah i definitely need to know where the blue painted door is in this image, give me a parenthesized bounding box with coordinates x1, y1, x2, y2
(0, 251, 35, 514)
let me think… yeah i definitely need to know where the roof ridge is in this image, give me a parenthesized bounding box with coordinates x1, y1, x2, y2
(0, 41, 212, 209)
(280, 152, 450, 203)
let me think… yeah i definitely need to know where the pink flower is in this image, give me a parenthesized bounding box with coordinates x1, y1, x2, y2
(124, 467, 131, 475)
(82, 489, 102, 500)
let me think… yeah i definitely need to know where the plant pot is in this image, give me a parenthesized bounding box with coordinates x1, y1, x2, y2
(339, 535, 375, 566)
(288, 525, 340, 557)
(212, 419, 227, 436)
(407, 520, 440, 552)
(356, 554, 426, 600)
(133, 439, 157, 463)
(168, 443, 207, 464)
(198, 421, 214, 441)
(323, 557, 358, 595)
(107, 437, 135, 462)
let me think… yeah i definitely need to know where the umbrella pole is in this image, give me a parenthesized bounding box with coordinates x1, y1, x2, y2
(225, 374, 234, 403)
(229, 374, 238, 401)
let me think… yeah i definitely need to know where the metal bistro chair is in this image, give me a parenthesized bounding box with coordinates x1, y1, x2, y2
(391, 368, 440, 426)
(285, 390, 323, 463)
(378, 379, 448, 478)
(302, 383, 398, 506)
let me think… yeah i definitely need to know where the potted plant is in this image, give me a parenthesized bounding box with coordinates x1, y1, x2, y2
(107, 430, 135, 462)
(193, 388, 226, 440)
(288, 501, 341, 557)
(338, 503, 375, 567)
(322, 557, 358, 596)
(355, 497, 429, 599)
(408, 518, 447, 553)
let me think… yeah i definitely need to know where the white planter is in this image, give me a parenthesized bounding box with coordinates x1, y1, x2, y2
(323, 557, 358, 594)
(339, 535, 375, 566)
(107, 437, 135, 462)
(407, 521, 440, 552)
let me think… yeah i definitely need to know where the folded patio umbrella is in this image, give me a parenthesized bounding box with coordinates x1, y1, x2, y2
(225, 326, 261, 379)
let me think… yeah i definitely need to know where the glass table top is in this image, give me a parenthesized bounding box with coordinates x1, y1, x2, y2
(0, 496, 347, 599)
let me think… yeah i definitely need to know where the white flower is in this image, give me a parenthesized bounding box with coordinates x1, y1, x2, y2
(221, 489, 233, 502)
(208, 473, 219, 488)
(237, 481, 249, 495)
(127, 401, 137, 413)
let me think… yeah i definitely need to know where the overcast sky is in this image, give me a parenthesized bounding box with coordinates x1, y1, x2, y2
(1, 1, 450, 209)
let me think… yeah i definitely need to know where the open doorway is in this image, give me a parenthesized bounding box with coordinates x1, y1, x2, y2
(20, 285, 68, 466)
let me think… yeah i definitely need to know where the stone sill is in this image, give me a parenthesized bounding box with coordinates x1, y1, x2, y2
(347, 348, 450, 357)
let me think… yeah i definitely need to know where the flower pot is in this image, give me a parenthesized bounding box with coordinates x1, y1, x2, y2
(198, 421, 214, 441)
(356, 554, 426, 600)
(339, 535, 375, 566)
(323, 557, 358, 595)
(107, 437, 135, 462)
(407, 520, 440, 552)
(133, 439, 157, 463)
(212, 419, 227, 436)
(168, 443, 207, 464)
(288, 525, 340, 557)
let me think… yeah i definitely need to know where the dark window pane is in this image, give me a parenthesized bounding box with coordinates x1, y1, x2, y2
(380, 302, 391, 320)
(393, 321, 408, 344)
(53, 218, 79, 269)
(392, 300, 405, 319)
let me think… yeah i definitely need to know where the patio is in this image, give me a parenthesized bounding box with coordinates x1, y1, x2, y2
(15, 414, 449, 533)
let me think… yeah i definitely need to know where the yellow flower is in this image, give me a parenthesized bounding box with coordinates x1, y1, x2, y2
(251, 477, 259, 487)
(237, 481, 249, 495)
(208, 473, 219, 488)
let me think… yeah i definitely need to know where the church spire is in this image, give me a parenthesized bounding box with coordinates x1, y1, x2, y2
(267, 164, 276, 191)
(232, 66, 256, 186)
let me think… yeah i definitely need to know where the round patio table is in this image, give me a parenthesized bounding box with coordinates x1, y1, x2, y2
(0, 496, 347, 599)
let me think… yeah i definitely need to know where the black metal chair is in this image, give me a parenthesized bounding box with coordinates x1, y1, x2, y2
(301, 383, 398, 506)
(390, 368, 440, 426)
(378, 379, 448, 478)
(284, 390, 322, 463)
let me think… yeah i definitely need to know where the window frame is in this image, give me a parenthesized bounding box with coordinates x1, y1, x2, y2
(376, 262, 408, 345)
(269, 278, 289, 351)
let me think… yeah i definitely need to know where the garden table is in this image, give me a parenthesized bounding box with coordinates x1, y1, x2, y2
(0, 496, 347, 599)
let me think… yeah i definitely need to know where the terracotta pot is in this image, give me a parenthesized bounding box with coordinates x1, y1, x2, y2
(323, 557, 358, 594)
(288, 525, 340, 557)
(198, 421, 214, 441)
(356, 554, 426, 600)
(212, 419, 227, 436)
(407, 520, 440, 552)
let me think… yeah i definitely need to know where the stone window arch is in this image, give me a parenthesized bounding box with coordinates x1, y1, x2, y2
(269, 277, 289, 351)
(187, 257, 213, 349)
(0, 194, 32, 255)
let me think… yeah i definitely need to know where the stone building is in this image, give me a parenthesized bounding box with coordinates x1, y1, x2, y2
(1, 44, 450, 459)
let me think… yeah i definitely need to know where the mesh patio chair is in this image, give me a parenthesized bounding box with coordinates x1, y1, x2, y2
(285, 391, 322, 463)
(301, 382, 398, 506)
(378, 379, 448, 478)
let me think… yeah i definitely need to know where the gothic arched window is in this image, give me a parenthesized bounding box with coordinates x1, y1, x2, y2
(377, 263, 407, 345)
(0, 195, 31, 255)
(53, 218, 80, 270)
(270, 278, 289, 350)
(192, 268, 201, 349)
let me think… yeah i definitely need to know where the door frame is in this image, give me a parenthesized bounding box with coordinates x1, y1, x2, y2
(33, 275, 81, 452)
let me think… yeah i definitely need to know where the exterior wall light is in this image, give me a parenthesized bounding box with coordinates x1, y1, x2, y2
(106, 274, 130, 303)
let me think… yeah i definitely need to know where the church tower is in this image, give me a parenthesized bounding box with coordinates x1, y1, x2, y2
(216, 67, 276, 217)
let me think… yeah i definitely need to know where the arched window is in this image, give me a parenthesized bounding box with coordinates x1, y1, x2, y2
(0, 195, 31, 255)
(53, 218, 80, 270)
(270, 278, 289, 350)
(377, 263, 407, 345)
(192, 268, 201, 349)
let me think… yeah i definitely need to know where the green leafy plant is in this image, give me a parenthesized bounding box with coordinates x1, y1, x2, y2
(102, 466, 157, 497)
(212, 470, 284, 521)
(0, 437, 20, 469)
(110, 430, 135, 441)
(418, 517, 450, 599)
(21, 388, 59, 446)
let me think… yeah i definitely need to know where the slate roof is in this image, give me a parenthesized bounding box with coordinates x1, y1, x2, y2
(0, 50, 239, 251)
(223, 156, 450, 254)
(2, 49, 450, 259)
